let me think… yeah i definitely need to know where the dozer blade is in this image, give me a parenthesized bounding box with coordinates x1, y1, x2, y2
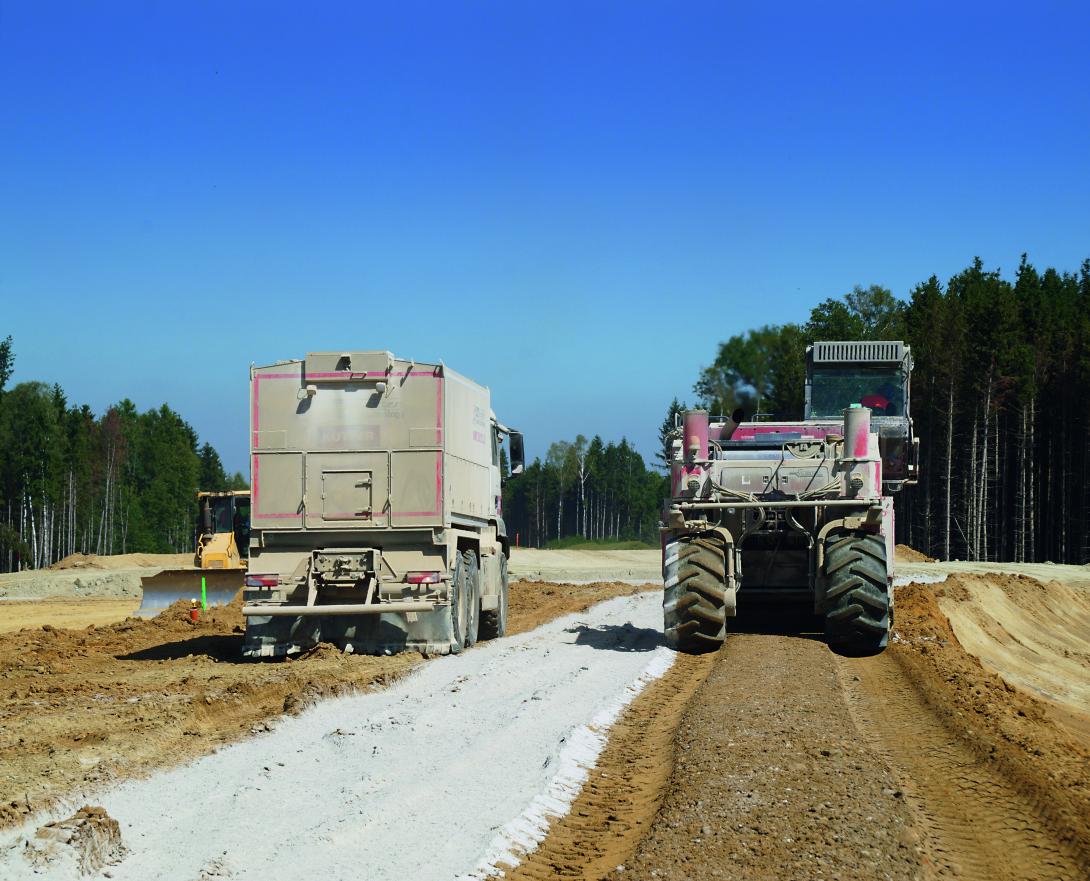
(137, 568, 245, 617)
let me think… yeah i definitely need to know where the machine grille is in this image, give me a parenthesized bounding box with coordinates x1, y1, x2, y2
(811, 340, 905, 364)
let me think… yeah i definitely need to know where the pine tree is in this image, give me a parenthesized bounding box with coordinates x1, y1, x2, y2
(657, 398, 686, 471)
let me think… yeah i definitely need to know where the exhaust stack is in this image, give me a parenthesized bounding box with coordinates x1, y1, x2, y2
(842, 404, 879, 497)
(683, 410, 709, 461)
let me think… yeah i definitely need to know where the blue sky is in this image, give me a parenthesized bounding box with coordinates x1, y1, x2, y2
(2, 2, 1088, 474)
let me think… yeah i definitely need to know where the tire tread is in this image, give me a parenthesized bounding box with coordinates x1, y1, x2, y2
(822, 531, 890, 654)
(664, 535, 729, 654)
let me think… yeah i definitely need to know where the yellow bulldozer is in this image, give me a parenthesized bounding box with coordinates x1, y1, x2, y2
(136, 491, 250, 616)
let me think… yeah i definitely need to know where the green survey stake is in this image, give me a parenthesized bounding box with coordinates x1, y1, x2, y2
(201, 576, 208, 611)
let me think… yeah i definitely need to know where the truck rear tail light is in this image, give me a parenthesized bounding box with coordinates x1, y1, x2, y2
(406, 571, 442, 584)
(246, 574, 279, 588)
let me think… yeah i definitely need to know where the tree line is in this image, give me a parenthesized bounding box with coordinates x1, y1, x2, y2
(501, 436, 665, 547)
(0, 337, 245, 572)
(691, 255, 1090, 564)
(8, 251, 1084, 566)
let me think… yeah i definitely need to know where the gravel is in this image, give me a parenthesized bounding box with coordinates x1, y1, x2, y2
(0, 592, 671, 881)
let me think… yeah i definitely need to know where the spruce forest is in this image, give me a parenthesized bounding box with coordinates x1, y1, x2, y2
(5, 253, 1087, 563)
(689, 255, 1090, 564)
(0, 337, 245, 572)
(504, 255, 1090, 559)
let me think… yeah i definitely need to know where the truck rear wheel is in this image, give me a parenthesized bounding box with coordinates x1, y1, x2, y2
(464, 550, 480, 648)
(822, 531, 890, 654)
(479, 553, 508, 640)
(663, 534, 727, 654)
(449, 553, 468, 654)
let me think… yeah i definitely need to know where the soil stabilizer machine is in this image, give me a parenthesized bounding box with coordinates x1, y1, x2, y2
(241, 351, 524, 657)
(662, 341, 918, 654)
(137, 491, 250, 616)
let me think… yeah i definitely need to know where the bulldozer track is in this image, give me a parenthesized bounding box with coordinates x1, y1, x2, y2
(840, 651, 1087, 881)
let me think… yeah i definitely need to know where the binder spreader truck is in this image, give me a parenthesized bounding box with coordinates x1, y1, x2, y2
(242, 351, 524, 657)
(662, 340, 918, 655)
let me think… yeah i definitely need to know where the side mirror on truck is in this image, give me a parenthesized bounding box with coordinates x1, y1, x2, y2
(508, 431, 525, 477)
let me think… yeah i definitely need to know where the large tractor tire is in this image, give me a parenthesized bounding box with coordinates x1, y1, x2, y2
(822, 531, 891, 654)
(663, 534, 729, 653)
(464, 550, 480, 649)
(479, 553, 508, 640)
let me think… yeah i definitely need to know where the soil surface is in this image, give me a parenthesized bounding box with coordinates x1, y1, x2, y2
(510, 548, 660, 584)
(505, 652, 717, 881)
(0, 598, 140, 634)
(49, 553, 192, 571)
(512, 573, 1090, 881)
(0, 579, 647, 830)
(0, 592, 672, 881)
(875, 577, 1090, 876)
(2, 550, 1088, 881)
(610, 625, 923, 881)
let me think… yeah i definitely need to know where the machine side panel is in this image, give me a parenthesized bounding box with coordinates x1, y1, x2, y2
(443, 369, 492, 522)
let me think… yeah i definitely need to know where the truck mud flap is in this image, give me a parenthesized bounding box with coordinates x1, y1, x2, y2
(242, 608, 455, 658)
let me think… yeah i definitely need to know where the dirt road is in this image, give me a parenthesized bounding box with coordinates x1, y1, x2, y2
(509, 548, 661, 584)
(0, 598, 139, 633)
(1, 551, 1087, 880)
(506, 574, 1090, 881)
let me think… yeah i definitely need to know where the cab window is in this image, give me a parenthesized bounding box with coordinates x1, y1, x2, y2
(811, 368, 906, 418)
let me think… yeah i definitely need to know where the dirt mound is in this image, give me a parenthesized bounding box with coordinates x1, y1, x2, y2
(934, 572, 1090, 741)
(49, 553, 98, 570)
(26, 806, 125, 875)
(894, 544, 935, 562)
(889, 575, 1090, 869)
(50, 552, 191, 571)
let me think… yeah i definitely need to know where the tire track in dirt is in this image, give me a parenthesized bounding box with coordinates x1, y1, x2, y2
(599, 630, 923, 881)
(503, 652, 717, 881)
(840, 651, 1086, 880)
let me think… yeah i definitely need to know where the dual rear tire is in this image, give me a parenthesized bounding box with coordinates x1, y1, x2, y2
(451, 550, 508, 653)
(450, 550, 480, 653)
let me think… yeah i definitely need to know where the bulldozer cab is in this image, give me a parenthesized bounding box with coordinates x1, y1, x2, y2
(196, 491, 250, 565)
(805, 341, 918, 489)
